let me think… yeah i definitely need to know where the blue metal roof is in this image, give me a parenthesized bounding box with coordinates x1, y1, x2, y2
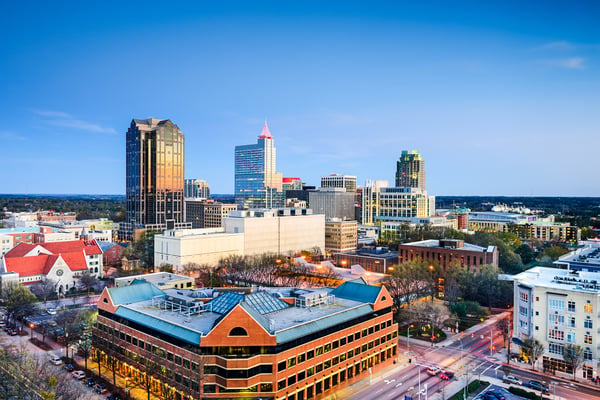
(330, 281, 381, 304)
(108, 282, 164, 305)
(115, 306, 201, 346)
(97, 241, 117, 252)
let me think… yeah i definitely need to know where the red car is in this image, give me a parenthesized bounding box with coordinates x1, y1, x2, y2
(440, 371, 455, 380)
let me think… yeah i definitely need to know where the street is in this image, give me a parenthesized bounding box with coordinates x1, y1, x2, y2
(346, 319, 600, 400)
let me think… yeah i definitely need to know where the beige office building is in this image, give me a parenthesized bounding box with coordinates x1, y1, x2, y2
(155, 208, 325, 271)
(325, 219, 358, 254)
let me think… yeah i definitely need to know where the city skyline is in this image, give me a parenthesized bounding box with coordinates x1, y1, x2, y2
(1, 1, 599, 196)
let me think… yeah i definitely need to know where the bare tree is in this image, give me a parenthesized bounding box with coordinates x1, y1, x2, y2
(522, 338, 545, 371)
(30, 277, 57, 306)
(563, 344, 584, 380)
(78, 271, 98, 297)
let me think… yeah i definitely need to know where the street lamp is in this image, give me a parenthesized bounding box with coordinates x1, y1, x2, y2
(29, 323, 34, 340)
(125, 377, 130, 400)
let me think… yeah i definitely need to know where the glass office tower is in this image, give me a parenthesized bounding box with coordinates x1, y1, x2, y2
(234, 121, 284, 209)
(121, 118, 186, 240)
(395, 150, 426, 189)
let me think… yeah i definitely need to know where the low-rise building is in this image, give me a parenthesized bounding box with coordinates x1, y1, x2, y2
(333, 247, 398, 274)
(114, 271, 194, 289)
(155, 208, 325, 271)
(98, 241, 126, 267)
(509, 221, 580, 244)
(554, 241, 600, 272)
(93, 279, 397, 400)
(0, 240, 103, 294)
(397, 239, 498, 272)
(512, 267, 600, 380)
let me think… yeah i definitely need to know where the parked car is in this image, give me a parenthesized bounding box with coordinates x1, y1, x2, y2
(46, 308, 57, 315)
(426, 366, 441, 376)
(95, 384, 107, 394)
(486, 389, 506, 400)
(86, 377, 95, 387)
(502, 375, 522, 385)
(64, 363, 74, 372)
(8, 329, 18, 336)
(107, 395, 122, 400)
(49, 356, 62, 365)
(72, 370, 86, 380)
(440, 371, 455, 380)
(525, 380, 549, 393)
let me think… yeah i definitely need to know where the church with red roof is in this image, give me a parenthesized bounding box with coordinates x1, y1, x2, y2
(0, 239, 103, 295)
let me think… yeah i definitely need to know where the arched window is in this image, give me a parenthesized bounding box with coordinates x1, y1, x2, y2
(229, 327, 248, 336)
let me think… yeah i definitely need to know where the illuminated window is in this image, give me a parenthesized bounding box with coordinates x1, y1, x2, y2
(584, 303, 593, 313)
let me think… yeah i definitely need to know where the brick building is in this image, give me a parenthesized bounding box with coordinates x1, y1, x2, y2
(93, 279, 397, 400)
(397, 239, 498, 272)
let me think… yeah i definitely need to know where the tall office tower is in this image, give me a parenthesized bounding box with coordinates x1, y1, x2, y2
(395, 150, 425, 189)
(120, 118, 188, 241)
(234, 121, 284, 209)
(321, 174, 357, 192)
(184, 179, 210, 199)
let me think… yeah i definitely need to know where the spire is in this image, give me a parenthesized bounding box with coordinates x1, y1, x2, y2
(258, 119, 272, 139)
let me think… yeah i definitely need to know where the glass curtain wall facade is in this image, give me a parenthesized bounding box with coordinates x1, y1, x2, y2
(235, 122, 283, 209)
(395, 150, 425, 189)
(124, 118, 185, 239)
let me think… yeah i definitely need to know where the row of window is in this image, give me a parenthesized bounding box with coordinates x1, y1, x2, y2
(278, 346, 397, 396)
(277, 321, 395, 372)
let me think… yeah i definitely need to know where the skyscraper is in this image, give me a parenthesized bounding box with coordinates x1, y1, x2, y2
(120, 118, 189, 240)
(184, 178, 210, 199)
(395, 150, 425, 189)
(234, 121, 283, 209)
(320, 174, 357, 192)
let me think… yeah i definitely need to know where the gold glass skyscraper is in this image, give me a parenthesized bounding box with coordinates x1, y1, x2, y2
(121, 118, 187, 240)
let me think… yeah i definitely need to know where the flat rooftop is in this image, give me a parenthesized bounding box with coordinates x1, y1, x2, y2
(400, 239, 490, 252)
(513, 266, 600, 294)
(108, 281, 382, 346)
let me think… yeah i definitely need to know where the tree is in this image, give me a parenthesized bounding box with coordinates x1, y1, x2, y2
(522, 338, 545, 370)
(159, 263, 174, 273)
(383, 260, 428, 313)
(562, 344, 584, 380)
(515, 244, 535, 265)
(78, 271, 98, 296)
(30, 277, 57, 306)
(3, 284, 38, 330)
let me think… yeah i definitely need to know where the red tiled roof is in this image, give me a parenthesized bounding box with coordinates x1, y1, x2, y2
(4, 255, 50, 277)
(3, 239, 100, 277)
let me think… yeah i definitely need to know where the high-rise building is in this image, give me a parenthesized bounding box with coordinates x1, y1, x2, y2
(184, 179, 210, 199)
(395, 150, 425, 189)
(184, 199, 237, 229)
(234, 121, 283, 209)
(120, 118, 190, 241)
(309, 188, 355, 221)
(321, 174, 357, 192)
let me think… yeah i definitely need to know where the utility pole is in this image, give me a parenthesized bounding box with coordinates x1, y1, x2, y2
(507, 319, 512, 364)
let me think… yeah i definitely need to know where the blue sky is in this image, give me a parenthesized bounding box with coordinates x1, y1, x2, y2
(1, 1, 598, 196)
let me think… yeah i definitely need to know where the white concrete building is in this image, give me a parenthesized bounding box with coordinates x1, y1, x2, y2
(512, 267, 600, 380)
(155, 208, 325, 271)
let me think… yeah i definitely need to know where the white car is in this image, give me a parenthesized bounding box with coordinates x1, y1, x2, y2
(46, 308, 57, 315)
(426, 366, 441, 376)
(49, 356, 62, 365)
(72, 370, 86, 380)
(503, 375, 522, 385)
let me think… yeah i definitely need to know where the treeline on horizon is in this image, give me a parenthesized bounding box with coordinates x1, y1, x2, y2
(0, 195, 598, 227)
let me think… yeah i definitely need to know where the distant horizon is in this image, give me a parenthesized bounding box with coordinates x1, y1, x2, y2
(1, 193, 599, 199)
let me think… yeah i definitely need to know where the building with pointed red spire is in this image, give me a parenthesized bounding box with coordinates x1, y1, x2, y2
(235, 121, 284, 209)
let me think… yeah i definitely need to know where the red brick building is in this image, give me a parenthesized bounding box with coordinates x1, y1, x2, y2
(397, 239, 498, 272)
(93, 279, 397, 400)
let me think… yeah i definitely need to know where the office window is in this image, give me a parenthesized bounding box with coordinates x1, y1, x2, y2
(584, 303, 593, 313)
(584, 318, 593, 329)
(584, 334, 593, 344)
(568, 301, 576, 312)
